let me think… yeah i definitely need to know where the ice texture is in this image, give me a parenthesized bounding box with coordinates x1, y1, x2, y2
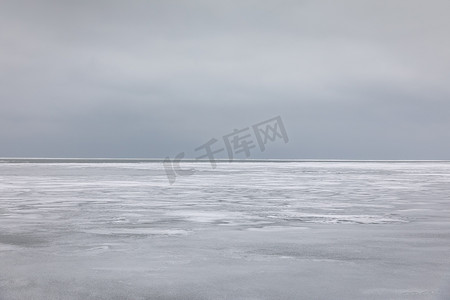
(1, 161, 450, 299)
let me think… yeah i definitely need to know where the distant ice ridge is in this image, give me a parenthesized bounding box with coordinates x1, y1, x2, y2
(268, 212, 406, 224)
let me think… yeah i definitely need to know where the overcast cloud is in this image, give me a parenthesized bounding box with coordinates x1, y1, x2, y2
(1, 0, 449, 159)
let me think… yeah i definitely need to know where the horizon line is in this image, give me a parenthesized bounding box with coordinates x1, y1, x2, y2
(1, 157, 450, 163)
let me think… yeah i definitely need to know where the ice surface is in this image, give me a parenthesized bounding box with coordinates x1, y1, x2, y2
(1, 161, 450, 299)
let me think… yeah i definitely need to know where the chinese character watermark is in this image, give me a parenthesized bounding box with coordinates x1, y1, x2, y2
(163, 115, 289, 184)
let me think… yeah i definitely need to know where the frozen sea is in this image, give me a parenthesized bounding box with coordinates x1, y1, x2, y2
(0, 160, 450, 299)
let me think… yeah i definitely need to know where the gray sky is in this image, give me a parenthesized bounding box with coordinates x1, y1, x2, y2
(1, 0, 449, 159)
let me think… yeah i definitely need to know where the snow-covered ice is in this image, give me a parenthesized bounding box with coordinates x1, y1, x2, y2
(1, 161, 450, 299)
